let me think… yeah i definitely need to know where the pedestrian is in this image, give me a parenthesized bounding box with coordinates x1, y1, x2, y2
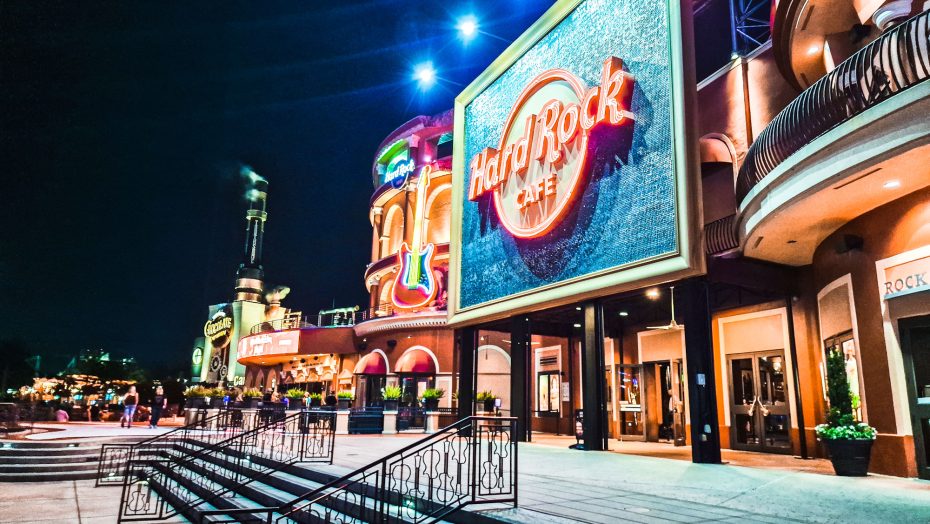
(55, 406, 70, 422)
(149, 386, 167, 429)
(120, 385, 138, 428)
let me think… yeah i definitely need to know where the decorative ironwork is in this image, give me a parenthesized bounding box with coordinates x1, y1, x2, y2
(111, 409, 335, 522)
(736, 10, 930, 204)
(200, 416, 518, 524)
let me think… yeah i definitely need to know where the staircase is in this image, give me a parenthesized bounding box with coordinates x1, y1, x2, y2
(101, 414, 517, 523)
(95, 408, 335, 522)
(196, 416, 517, 524)
(0, 439, 139, 482)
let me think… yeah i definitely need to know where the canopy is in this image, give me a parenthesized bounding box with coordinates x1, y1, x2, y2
(395, 349, 436, 374)
(353, 352, 387, 375)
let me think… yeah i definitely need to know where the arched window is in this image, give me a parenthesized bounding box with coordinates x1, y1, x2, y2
(425, 184, 452, 245)
(382, 205, 405, 258)
(699, 134, 738, 224)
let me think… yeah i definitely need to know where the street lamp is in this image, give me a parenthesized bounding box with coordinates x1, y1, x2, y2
(413, 62, 436, 90)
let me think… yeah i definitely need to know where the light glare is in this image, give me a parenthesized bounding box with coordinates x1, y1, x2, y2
(457, 16, 478, 40)
(413, 62, 436, 89)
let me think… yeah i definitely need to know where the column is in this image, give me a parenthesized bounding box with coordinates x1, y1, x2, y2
(510, 316, 530, 442)
(581, 301, 608, 451)
(456, 327, 477, 422)
(680, 278, 722, 464)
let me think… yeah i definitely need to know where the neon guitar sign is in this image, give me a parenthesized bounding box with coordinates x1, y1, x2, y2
(392, 165, 438, 309)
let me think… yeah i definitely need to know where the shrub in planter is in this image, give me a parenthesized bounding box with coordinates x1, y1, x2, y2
(241, 388, 263, 408)
(336, 391, 354, 410)
(421, 388, 445, 411)
(184, 386, 211, 408)
(816, 348, 877, 476)
(308, 393, 323, 408)
(476, 390, 497, 413)
(285, 389, 307, 409)
(210, 387, 230, 407)
(382, 386, 402, 411)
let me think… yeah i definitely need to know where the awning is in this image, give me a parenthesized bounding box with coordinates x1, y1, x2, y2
(354, 352, 387, 375)
(395, 349, 436, 374)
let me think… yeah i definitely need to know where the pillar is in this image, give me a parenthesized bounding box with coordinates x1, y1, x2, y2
(581, 302, 608, 451)
(510, 316, 531, 442)
(680, 278, 722, 463)
(456, 327, 477, 422)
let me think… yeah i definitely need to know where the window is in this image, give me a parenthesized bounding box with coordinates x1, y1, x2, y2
(823, 330, 862, 421)
(537, 371, 560, 414)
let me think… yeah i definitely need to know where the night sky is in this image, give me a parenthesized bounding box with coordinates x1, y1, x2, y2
(1, 1, 731, 375)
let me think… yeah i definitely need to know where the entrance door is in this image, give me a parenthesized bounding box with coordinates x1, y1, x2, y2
(617, 365, 644, 440)
(728, 351, 792, 453)
(900, 315, 930, 480)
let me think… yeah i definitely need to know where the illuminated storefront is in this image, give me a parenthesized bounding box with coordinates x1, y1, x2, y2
(444, 0, 930, 478)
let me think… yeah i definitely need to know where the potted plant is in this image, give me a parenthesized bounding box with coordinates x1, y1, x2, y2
(816, 347, 877, 476)
(184, 386, 210, 409)
(336, 391, 354, 410)
(476, 390, 496, 413)
(211, 387, 229, 408)
(308, 392, 323, 408)
(382, 386, 402, 411)
(241, 388, 263, 408)
(421, 388, 445, 411)
(285, 389, 306, 410)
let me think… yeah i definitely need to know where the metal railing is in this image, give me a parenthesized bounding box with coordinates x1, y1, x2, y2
(96, 409, 220, 487)
(200, 416, 518, 524)
(736, 10, 930, 204)
(114, 409, 336, 522)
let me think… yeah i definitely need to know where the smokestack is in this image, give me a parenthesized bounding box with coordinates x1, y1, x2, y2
(235, 166, 268, 302)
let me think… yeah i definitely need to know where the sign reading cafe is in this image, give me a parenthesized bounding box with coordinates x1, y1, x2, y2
(468, 58, 634, 238)
(448, 0, 701, 325)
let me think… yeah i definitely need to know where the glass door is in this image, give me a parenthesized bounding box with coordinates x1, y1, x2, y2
(728, 351, 793, 453)
(617, 365, 644, 440)
(900, 316, 930, 480)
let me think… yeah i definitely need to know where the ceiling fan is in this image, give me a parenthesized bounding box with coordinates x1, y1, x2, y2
(647, 286, 682, 330)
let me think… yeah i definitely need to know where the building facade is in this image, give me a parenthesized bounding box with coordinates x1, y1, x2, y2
(230, 0, 929, 478)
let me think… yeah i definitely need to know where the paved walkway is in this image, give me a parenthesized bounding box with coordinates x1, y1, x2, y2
(316, 434, 930, 524)
(2, 431, 928, 523)
(0, 479, 187, 524)
(16, 422, 178, 441)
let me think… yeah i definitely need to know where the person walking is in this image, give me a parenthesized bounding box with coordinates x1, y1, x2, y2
(120, 385, 138, 428)
(149, 386, 167, 429)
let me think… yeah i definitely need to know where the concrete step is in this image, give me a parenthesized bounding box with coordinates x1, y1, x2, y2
(0, 469, 99, 482)
(0, 452, 100, 464)
(0, 461, 99, 473)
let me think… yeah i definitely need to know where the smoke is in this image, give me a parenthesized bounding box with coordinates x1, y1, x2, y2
(239, 165, 267, 184)
(239, 165, 267, 202)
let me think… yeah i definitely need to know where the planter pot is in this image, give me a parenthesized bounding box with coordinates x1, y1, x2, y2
(424, 399, 440, 411)
(242, 398, 261, 408)
(483, 400, 496, 413)
(309, 399, 322, 408)
(187, 397, 209, 409)
(383, 399, 399, 411)
(286, 400, 304, 410)
(823, 439, 873, 476)
(337, 399, 352, 410)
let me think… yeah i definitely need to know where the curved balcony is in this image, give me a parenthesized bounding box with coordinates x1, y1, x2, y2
(737, 10, 930, 204)
(735, 11, 930, 265)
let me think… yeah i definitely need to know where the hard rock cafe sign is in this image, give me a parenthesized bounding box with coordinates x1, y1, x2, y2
(204, 310, 233, 349)
(467, 57, 634, 238)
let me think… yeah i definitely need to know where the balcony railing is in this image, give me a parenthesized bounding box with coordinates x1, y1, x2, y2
(736, 10, 930, 204)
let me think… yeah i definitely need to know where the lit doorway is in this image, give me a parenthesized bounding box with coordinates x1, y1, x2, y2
(900, 315, 930, 480)
(727, 351, 792, 453)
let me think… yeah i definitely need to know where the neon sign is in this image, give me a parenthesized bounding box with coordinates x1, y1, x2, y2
(385, 157, 415, 189)
(392, 165, 438, 308)
(468, 57, 634, 238)
(238, 330, 299, 359)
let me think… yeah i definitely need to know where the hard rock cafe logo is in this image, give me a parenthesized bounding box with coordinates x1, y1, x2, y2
(204, 311, 232, 349)
(468, 57, 634, 238)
